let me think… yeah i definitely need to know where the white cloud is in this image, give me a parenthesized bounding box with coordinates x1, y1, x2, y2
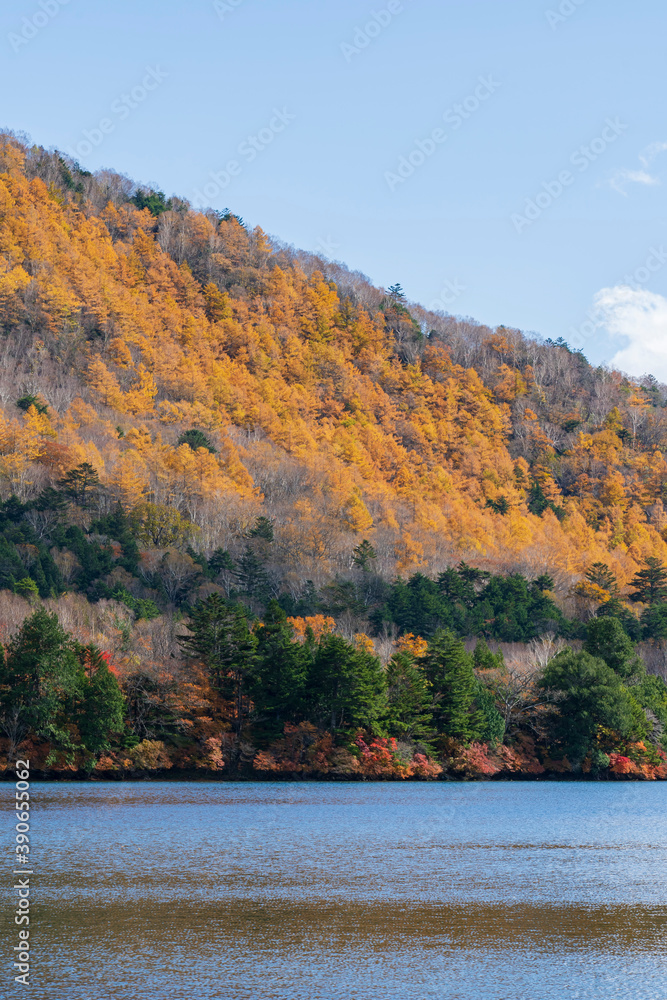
(594, 285, 667, 380)
(640, 141, 667, 167)
(607, 167, 659, 196)
(605, 140, 667, 195)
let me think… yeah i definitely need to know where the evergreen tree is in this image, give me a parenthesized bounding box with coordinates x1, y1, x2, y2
(470, 643, 506, 745)
(209, 548, 235, 576)
(472, 638, 504, 672)
(583, 616, 641, 679)
(595, 598, 642, 641)
(539, 650, 635, 765)
(527, 480, 549, 516)
(33, 486, 68, 514)
(585, 562, 618, 594)
(423, 630, 484, 742)
(92, 503, 140, 574)
(629, 557, 667, 605)
(277, 580, 320, 617)
(632, 673, 667, 749)
(486, 496, 509, 515)
(177, 428, 216, 453)
(74, 645, 125, 752)
(52, 525, 113, 588)
(59, 463, 101, 509)
(180, 595, 256, 733)
(249, 601, 307, 740)
(352, 539, 377, 571)
(1, 496, 27, 523)
(131, 187, 172, 216)
(16, 394, 48, 414)
(457, 561, 491, 588)
(307, 633, 386, 732)
(384, 651, 434, 741)
(0, 607, 81, 753)
(640, 603, 667, 641)
(474, 683, 506, 746)
(248, 516, 274, 541)
(235, 545, 271, 604)
(14, 578, 39, 602)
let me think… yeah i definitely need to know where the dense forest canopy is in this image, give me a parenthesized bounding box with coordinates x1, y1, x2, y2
(2, 129, 667, 779)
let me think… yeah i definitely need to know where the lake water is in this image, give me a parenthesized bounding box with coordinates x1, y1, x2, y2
(2, 781, 667, 999)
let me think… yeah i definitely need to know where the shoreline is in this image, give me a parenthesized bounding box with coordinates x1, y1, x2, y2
(3, 770, 659, 783)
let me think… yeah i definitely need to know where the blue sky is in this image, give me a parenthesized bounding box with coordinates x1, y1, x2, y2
(2, 0, 667, 377)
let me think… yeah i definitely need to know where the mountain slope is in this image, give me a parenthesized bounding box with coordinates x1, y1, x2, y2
(1, 130, 667, 607)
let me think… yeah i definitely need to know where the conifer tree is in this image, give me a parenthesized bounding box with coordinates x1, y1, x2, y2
(248, 516, 274, 541)
(236, 545, 271, 604)
(59, 463, 101, 509)
(180, 595, 257, 733)
(630, 557, 667, 605)
(539, 650, 635, 765)
(352, 539, 377, 571)
(585, 562, 618, 595)
(177, 429, 216, 453)
(75, 645, 125, 752)
(0, 607, 81, 753)
(250, 601, 307, 740)
(423, 629, 484, 742)
(472, 638, 504, 672)
(583, 617, 640, 679)
(307, 633, 386, 732)
(384, 651, 434, 741)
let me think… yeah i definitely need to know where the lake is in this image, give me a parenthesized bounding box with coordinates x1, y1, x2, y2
(2, 781, 667, 999)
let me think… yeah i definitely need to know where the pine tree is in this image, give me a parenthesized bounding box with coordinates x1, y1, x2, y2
(307, 633, 386, 732)
(250, 601, 307, 740)
(177, 429, 216, 453)
(472, 638, 504, 672)
(209, 548, 235, 575)
(248, 516, 274, 541)
(0, 607, 81, 753)
(539, 650, 635, 765)
(180, 595, 256, 733)
(75, 644, 125, 752)
(59, 463, 101, 509)
(34, 486, 68, 514)
(352, 539, 377, 571)
(583, 617, 640, 679)
(527, 480, 549, 516)
(486, 496, 509, 515)
(235, 545, 271, 604)
(385, 651, 434, 741)
(585, 562, 618, 594)
(423, 629, 484, 742)
(630, 557, 667, 605)
(16, 394, 48, 415)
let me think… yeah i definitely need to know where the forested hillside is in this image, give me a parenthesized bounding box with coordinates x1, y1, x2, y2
(2, 129, 667, 780)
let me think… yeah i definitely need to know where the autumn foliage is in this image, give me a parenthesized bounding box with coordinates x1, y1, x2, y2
(2, 133, 667, 780)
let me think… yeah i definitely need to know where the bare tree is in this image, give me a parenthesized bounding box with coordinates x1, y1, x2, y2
(480, 634, 567, 737)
